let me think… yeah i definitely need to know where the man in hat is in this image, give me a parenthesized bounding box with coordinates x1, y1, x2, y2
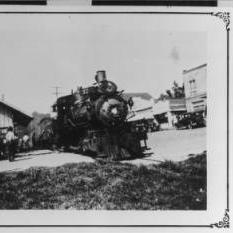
(5, 127, 16, 162)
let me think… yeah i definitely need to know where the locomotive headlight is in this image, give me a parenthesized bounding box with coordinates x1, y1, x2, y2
(95, 96, 128, 127)
(111, 107, 118, 115)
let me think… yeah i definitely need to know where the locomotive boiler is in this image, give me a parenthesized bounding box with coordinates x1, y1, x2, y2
(41, 71, 148, 160)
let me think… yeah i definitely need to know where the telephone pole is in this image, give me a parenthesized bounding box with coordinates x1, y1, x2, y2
(52, 86, 62, 99)
(1, 94, 5, 101)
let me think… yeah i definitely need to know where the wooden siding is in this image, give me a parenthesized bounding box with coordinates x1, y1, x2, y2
(0, 105, 13, 128)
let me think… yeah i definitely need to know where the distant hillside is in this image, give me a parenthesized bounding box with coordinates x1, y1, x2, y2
(30, 111, 50, 125)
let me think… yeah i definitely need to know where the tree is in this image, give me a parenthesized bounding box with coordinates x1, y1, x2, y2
(158, 81, 185, 100)
(158, 93, 169, 101)
(172, 81, 185, 98)
(166, 90, 173, 98)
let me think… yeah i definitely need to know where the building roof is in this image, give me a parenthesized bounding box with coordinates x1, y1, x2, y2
(127, 110, 154, 122)
(183, 63, 207, 74)
(123, 92, 153, 101)
(0, 100, 32, 126)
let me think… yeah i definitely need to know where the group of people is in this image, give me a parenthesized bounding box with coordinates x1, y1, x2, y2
(0, 127, 30, 162)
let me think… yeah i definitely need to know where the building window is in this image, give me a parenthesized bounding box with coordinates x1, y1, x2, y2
(189, 79, 197, 96)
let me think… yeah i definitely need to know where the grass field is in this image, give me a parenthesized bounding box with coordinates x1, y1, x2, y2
(0, 152, 206, 210)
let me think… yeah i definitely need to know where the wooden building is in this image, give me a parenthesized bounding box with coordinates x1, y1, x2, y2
(0, 100, 32, 136)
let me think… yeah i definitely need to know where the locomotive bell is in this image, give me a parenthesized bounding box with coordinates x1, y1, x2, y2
(95, 70, 107, 83)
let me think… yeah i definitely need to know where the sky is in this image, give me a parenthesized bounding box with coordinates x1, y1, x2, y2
(0, 14, 206, 114)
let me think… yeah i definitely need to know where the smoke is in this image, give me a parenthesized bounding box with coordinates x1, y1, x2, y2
(170, 46, 180, 63)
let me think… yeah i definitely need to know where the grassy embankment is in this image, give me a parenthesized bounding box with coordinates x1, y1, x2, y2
(0, 152, 206, 210)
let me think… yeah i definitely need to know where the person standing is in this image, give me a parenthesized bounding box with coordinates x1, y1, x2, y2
(5, 127, 16, 162)
(0, 134, 4, 157)
(22, 134, 29, 152)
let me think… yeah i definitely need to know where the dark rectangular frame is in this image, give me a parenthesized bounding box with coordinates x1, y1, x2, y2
(92, 0, 218, 6)
(0, 1, 46, 5)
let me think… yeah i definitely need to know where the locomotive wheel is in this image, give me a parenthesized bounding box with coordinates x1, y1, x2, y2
(101, 132, 138, 160)
(118, 131, 145, 159)
(188, 124, 192, 129)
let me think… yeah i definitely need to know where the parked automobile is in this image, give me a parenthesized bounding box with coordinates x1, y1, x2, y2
(175, 112, 206, 129)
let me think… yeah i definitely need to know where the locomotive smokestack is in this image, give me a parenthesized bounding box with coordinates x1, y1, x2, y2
(95, 70, 107, 83)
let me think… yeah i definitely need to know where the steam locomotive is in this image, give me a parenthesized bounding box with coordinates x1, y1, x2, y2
(39, 71, 148, 160)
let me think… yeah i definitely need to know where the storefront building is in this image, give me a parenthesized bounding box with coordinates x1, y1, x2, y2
(183, 63, 207, 113)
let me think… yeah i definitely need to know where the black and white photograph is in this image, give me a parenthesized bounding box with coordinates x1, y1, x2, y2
(0, 6, 230, 229)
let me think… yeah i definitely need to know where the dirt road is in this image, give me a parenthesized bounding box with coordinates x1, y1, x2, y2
(123, 127, 206, 165)
(0, 128, 206, 172)
(0, 150, 94, 173)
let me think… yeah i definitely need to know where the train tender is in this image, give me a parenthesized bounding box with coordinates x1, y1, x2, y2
(42, 71, 149, 160)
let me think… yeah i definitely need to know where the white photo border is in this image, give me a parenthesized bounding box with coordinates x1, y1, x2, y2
(0, 7, 230, 229)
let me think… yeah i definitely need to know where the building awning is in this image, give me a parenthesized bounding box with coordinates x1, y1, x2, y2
(127, 111, 154, 122)
(154, 98, 186, 115)
(0, 100, 32, 126)
(169, 98, 187, 111)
